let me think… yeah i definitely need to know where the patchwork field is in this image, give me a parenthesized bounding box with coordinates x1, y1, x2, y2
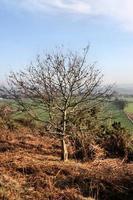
(1, 97, 133, 132)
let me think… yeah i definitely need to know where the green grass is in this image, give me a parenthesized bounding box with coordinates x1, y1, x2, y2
(106, 101, 133, 132)
(125, 102, 133, 113)
(0, 99, 49, 122)
(1, 98, 133, 132)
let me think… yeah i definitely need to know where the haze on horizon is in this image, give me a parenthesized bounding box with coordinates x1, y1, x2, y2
(0, 0, 133, 85)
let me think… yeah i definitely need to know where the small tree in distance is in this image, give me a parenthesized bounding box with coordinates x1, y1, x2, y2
(2, 46, 111, 161)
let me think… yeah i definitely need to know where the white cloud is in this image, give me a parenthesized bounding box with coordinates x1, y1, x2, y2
(2, 0, 91, 14)
(2, 0, 133, 31)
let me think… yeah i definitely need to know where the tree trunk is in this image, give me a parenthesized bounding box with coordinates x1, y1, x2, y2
(61, 137, 68, 161)
(60, 110, 68, 161)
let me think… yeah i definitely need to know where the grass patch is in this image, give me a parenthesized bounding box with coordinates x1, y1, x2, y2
(125, 102, 133, 113)
(106, 101, 133, 132)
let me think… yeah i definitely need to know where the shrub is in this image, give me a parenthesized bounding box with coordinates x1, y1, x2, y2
(71, 132, 105, 161)
(14, 118, 36, 130)
(97, 122, 133, 161)
(0, 104, 18, 131)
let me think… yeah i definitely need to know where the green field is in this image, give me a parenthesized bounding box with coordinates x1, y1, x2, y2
(106, 101, 133, 132)
(1, 97, 133, 132)
(0, 99, 49, 122)
(125, 102, 133, 113)
(108, 97, 133, 132)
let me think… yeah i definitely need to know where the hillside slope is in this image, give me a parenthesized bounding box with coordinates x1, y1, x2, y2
(0, 128, 132, 200)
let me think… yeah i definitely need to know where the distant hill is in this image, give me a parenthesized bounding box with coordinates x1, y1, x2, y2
(114, 84, 133, 95)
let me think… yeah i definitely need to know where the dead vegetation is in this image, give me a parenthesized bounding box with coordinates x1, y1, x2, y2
(0, 127, 132, 200)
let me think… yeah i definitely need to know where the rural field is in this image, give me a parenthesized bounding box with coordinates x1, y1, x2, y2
(124, 98, 133, 126)
(106, 97, 133, 132)
(2, 97, 133, 132)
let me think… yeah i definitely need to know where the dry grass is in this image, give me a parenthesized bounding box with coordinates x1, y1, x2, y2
(0, 127, 132, 200)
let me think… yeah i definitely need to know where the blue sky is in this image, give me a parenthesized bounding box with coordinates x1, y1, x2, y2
(0, 0, 133, 84)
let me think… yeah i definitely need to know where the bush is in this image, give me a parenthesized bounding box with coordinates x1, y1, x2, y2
(70, 122, 133, 162)
(0, 104, 18, 131)
(14, 118, 36, 130)
(97, 122, 133, 161)
(71, 132, 105, 161)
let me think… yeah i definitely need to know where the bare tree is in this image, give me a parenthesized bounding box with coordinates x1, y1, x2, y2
(2, 46, 111, 161)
